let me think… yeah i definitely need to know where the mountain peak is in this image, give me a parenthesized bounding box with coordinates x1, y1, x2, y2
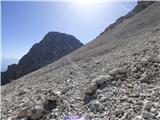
(1, 32, 83, 85)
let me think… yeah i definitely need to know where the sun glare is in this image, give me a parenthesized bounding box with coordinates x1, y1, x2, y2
(74, 0, 98, 7)
(73, 0, 100, 9)
(73, 0, 108, 3)
(67, 0, 106, 20)
(76, 0, 95, 3)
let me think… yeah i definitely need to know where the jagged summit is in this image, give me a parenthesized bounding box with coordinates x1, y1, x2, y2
(1, 32, 83, 85)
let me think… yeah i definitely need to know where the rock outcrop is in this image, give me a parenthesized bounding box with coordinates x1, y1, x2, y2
(1, 32, 83, 85)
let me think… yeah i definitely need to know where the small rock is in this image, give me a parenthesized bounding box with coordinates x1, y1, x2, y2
(134, 73, 141, 79)
(140, 56, 152, 65)
(126, 84, 133, 88)
(90, 101, 105, 113)
(20, 118, 28, 120)
(114, 109, 124, 118)
(127, 98, 133, 103)
(54, 90, 61, 96)
(140, 73, 151, 84)
(8, 116, 17, 120)
(27, 106, 43, 120)
(154, 102, 159, 108)
(19, 107, 28, 118)
(109, 68, 127, 76)
(120, 95, 128, 102)
(92, 75, 113, 85)
(92, 76, 106, 85)
(156, 113, 160, 119)
(62, 85, 73, 94)
(115, 74, 125, 80)
(151, 108, 159, 115)
(142, 111, 153, 119)
(132, 116, 143, 120)
(17, 90, 27, 96)
(46, 91, 59, 101)
(130, 92, 140, 98)
(144, 102, 152, 112)
(83, 82, 97, 94)
(131, 65, 138, 73)
(154, 54, 160, 63)
(43, 99, 57, 112)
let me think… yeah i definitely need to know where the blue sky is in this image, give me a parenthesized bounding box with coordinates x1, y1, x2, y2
(1, 1, 137, 59)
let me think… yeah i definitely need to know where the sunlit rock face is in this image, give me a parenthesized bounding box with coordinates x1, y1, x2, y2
(1, 32, 83, 85)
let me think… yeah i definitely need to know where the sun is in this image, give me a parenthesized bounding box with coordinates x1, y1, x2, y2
(73, 0, 100, 9)
(67, 0, 105, 20)
(76, 0, 95, 3)
(73, 0, 106, 3)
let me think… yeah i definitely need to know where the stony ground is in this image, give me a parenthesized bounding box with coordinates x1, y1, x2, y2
(1, 1, 160, 120)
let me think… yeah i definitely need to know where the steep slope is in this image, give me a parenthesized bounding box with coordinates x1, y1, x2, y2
(1, 1, 160, 120)
(1, 32, 83, 85)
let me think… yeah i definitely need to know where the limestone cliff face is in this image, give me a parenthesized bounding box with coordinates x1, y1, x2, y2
(1, 32, 83, 85)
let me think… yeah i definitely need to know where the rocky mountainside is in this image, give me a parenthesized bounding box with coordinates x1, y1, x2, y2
(1, 1, 160, 120)
(1, 32, 83, 85)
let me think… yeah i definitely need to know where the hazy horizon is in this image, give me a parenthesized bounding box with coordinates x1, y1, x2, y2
(0, 57, 19, 72)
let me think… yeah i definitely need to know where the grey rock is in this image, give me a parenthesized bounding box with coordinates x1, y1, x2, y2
(27, 106, 43, 120)
(151, 108, 159, 116)
(140, 56, 153, 65)
(92, 74, 113, 85)
(20, 118, 28, 120)
(90, 101, 105, 113)
(132, 116, 143, 120)
(156, 113, 160, 119)
(140, 73, 151, 84)
(154, 55, 160, 63)
(142, 111, 153, 119)
(8, 116, 18, 120)
(144, 102, 152, 112)
(19, 107, 29, 118)
(61, 85, 73, 94)
(17, 90, 27, 96)
(109, 68, 127, 76)
(114, 109, 124, 118)
(83, 82, 97, 94)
